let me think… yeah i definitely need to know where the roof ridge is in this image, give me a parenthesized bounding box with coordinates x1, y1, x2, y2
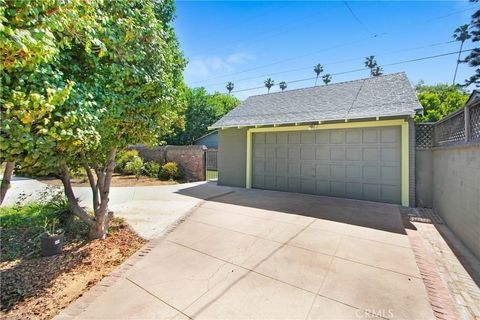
(245, 72, 407, 100)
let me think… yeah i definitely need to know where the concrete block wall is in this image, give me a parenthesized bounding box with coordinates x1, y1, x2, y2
(431, 144, 480, 259)
(129, 145, 207, 181)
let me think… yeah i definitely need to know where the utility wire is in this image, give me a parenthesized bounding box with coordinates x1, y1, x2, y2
(195, 40, 456, 88)
(228, 49, 474, 94)
(343, 1, 372, 35)
(186, 6, 475, 87)
(188, 33, 383, 85)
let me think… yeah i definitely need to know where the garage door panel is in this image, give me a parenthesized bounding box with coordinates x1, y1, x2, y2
(288, 177, 300, 191)
(265, 133, 276, 144)
(346, 129, 362, 144)
(300, 147, 315, 160)
(363, 128, 378, 143)
(301, 179, 316, 194)
(254, 133, 266, 144)
(252, 126, 401, 204)
(315, 131, 329, 144)
(316, 147, 330, 160)
(265, 176, 276, 189)
(288, 147, 300, 159)
(301, 132, 315, 144)
(329, 130, 345, 144)
(346, 148, 361, 161)
(381, 185, 401, 203)
(331, 165, 346, 178)
(381, 127, 400, 142)
(288, 162, 300, 175)
(288, 132, 300, 144)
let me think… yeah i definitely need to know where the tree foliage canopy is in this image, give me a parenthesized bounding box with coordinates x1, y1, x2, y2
(414, 83, 469, 122)
(1, 0, 186, 238)
(166, 87, 239, 145)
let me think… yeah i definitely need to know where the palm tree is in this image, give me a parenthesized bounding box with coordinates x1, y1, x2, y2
(226, 82, 234, 94)
(264, 78, 274, 93)
(322, 74, 332, 85)
(364, 55, 377, 77)
(279, 81, 287, 91)
(371, 66, 383, 77)
(314, 64, 323, 86)
(452, 24, 471, 85)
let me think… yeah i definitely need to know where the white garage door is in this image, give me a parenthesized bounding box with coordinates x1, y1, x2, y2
(252, 126, 402, 204)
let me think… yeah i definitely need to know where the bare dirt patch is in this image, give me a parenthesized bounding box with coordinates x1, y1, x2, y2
(0, 222, 146, 319)
(38, 173, 178, 187)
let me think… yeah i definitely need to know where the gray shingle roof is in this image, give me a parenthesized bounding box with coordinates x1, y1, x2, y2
(210, 72, 422, 128)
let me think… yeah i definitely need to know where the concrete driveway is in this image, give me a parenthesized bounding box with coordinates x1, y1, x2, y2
(59, 187, 435, 320)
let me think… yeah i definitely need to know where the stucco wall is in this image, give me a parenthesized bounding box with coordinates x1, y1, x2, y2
(415, 149, 433, 207)
(218, 128, 247, 187)
(432, 144, 480, 259)
(129, 145, 206, 181)
(409, 119, 416, 207)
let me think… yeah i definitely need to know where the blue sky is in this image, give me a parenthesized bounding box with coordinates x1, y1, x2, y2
(173, 1, 478, 100)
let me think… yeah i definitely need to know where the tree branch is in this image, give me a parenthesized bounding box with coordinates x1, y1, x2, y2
(0, 162, 15, 205)
(59, 161, 95, 227)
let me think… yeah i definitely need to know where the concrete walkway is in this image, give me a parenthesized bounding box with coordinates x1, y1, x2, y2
(2, 178, 234, 239)
(58, 187, 436, 320)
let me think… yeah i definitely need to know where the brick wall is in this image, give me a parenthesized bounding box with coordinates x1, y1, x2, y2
(129, 145, 207, 181)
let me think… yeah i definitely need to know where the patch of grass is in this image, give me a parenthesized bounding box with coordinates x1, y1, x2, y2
(0, 200, 89, 262)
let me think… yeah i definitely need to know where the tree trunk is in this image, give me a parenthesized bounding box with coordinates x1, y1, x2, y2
(0, 162, 15, 205)
(453, 41, 464, 85)
(89, 149, 117, 240)
(59, 162, 95, 228)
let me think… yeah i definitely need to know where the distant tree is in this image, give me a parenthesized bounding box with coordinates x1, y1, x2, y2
(264, 78, 274, 93)
(452, 24, 471, 85)
(414, 83, 469, 122)
(464, 1, 480, 87)
(364, 55, 380, 77)
(371, 66, 383, 77)
(166, 88, 240, 145)
(322, 74, 332, 85)
(314, 64, 324, 86)
(279, 81, 287, 91)
(226, 82, 234, 94)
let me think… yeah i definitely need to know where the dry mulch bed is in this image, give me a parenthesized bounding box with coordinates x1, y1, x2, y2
(0, 222, 146, 319)
(38, 174, 178, 187)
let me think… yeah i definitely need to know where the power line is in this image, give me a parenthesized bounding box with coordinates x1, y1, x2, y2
(187, 33, 383, 85)
(186, 6, 475, 87)
(343, 1, 372, 35)
(196, 40, 456, 88)
(228, 49, 474, 94)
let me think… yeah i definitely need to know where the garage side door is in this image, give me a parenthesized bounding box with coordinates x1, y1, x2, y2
(252, 127, 401, 204)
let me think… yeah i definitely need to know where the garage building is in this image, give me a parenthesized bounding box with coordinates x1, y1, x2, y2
(209, 73, 422, 206)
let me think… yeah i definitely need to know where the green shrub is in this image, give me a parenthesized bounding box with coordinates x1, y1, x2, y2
(124, 157, 144, 177)
(116, 149, 140, 173)
(159, 162, 182, 181)
(144, 161, 161, 178)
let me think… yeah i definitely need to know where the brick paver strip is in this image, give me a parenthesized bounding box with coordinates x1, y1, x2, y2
(406, 226, 461, 320)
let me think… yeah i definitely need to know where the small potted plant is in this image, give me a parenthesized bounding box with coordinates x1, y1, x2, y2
(40, 218, 64, 257)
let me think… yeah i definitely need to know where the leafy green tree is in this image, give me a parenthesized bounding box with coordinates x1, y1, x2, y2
(314, 64, 323, 86)
(414, 83, 469, 122)
(464, 1, 479, 87)
(0, 0, 100, 204)
(322, 74, 332, 85)
(279, 81, 287, 91)
(1, 0, 186, 239)
(226, 82, 234, 94)
(264, 78, 274, 93)
(167, 88, 239, 145)
(452, 24, 471, 85)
